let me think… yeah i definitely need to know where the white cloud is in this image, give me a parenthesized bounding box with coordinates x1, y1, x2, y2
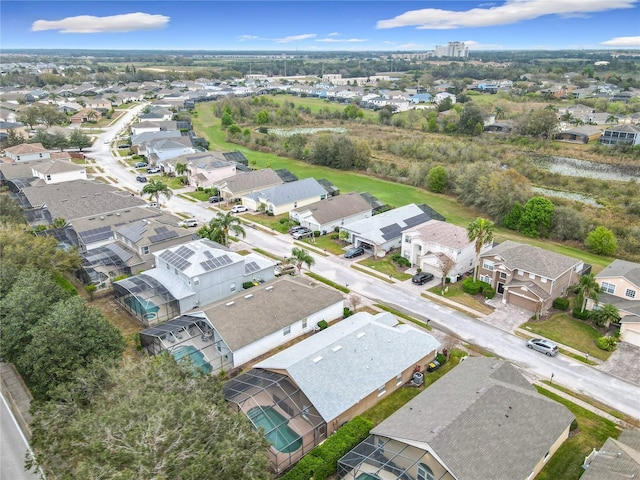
(601, 36, 640, 47)
(275, 34, 316, 44)
(327, 32, 340, 37)
(32, 12, 169, 33)
(316, 37, 368, 43)
(463, 40, 505, 50)
(376, 0, 636, 30)
(237, 35, 261, 42)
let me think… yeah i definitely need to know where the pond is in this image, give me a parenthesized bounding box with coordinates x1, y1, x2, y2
(532, 186, 602, 208)
(533, 156, 640, 182)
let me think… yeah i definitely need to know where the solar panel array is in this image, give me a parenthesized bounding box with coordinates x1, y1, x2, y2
(118, 221, 147, 243)
(200, 254, 233, 272)
(404, 213, 430, 228)
(79, 225, 113, 244)
(149, 226, 179, 244)
(244, 261, 260, 274)
(380, 223, 403, 241)
(160, 245, 195, 271)
(105, 243, 134, 263)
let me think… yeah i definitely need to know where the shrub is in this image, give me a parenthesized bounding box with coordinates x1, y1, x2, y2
(242, 281, 254, 289)
(330, 233, 339, 240)
(343, 307, 352, 318)
(317, 320, 328, 330)
(313, 230, 321, 237)
(462, 277, 482, 295)
(392, 254, 411, 267)
(483, 286, 496, 299)
(112, 274, 130, 282)
(572, 308, 590, 320)
(596, 336, 618, 351)
(553, 297, 570, 310)
(435, 353, 447, 364)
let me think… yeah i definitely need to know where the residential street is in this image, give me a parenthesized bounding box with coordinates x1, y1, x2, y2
(0, 392, 40, 480)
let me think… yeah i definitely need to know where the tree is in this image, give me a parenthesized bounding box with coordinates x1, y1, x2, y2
(68, 129, 92, 151)
(589, 304, 620, 328)
(17, 106, 41, 129)
(437, 97, 453, 112)
(437, 255, 456, 293)
(2, 128, 26, 147)
(426, 165, 447, 193)
(141, 179, 173, 204)
(457, 104, 484, 135)
(550, 206, 586, 241)
(576, 273, 599, 313)
(221, 111, 234, 128)
(175, 162, 188, 176)
(516, 108, 558, 138)
(197, 212, 245, 247)
(585, 226, 618, 255)
(503, 202, 523, 230)
(378, 105, 394, 125)
(49, 131, 69, 151)
(518, 196, 555, 238)
(29, 355, 272, 479)
(467, 217, 495, 281)
(290, 247, 315, 275)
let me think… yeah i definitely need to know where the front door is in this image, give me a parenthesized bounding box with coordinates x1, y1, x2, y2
(497, 282, 505, 294)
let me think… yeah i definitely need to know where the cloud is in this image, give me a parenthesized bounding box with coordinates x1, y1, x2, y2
(32, 12, 169, 34)
(463, 40, 505, 50)
(316, 37, 368, 43)
(327, 32, 340, 37)
(376, 0, 636, 30)
(237, 35, 261, 42)
(398, 43, 424, 50)
(275, 34, 316, 44)
(601, 36, 640, 47)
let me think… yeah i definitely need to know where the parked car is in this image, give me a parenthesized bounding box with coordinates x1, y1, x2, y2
(231, 205, 248, 213)
(134, 161, 148, 168)
(136, 175, 148, 183)
(274, 263, 296, 276)
(288, 225, 307, 235)
(426, 359, 441, 372)
(526, 338, 559, 357)
(147, 166, 161, 174)
(412, 272, 434, 285)
(344, 246, 365, 259)
(292, 228, 313, 239)
(179, 219, 198, 228)
(209, 195, 223, 203)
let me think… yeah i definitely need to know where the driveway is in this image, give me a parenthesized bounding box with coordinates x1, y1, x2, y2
(597, 341, 640, 386)
(482, 300, 532, 333)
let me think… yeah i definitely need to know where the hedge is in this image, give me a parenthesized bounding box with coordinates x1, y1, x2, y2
(552, 297, 570, 310)
(572, 308, 590, 320)
(462, 277, 490, 295)
(483, 286, 496, 299)
(280, 416, 373, 480)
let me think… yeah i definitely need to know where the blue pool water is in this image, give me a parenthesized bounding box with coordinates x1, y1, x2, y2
(124, 296, 159, 316)
(247, 406, 302, 453)
(171, 345, 212, 375)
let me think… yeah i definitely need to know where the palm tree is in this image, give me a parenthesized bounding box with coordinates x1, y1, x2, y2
(606, 115, 618, 125)
(290, 247, 315, 275)
(197, 212, 245, 247)
(577, 273, 599, 313)
(589, 304, 619, 328)
(175, 162, 189, 185)
(467, 217, 495, 281)
(141, 179, 173, 205)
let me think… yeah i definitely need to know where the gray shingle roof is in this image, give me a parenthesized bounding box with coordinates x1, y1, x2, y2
(372, 357, 574, 480)
(580, 430, 640, 480)
(220, 168, 283, 195)
(291, 192, 372, 225)
(247, 177, 327, 206)
(596, 259, 640, 289)
(406, 219, 472, 249)
(481, 240, 582, 279)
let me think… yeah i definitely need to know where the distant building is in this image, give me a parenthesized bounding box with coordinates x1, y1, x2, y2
(434, 41, 469, 58)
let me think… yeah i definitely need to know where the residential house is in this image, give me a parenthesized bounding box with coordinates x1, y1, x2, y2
(555, 125, 602, 144)
(587, 260, 640, 347)
(218, 168, 283, 201)
(483, 121, 514, 134)
(165, 152, 237, 188)
(580, 430, 640, 480)
(70, 109, 102, 124)
(478, 240, 584, 313)
(433, 92, 457, 106)
(3, 142, 50, 162)
(0, 121, 29, 143)
(130, 130, 182, 155)
(338, 357, 574, 480)
(139, 275, 344, 375)
(114, 238, 276, 325)
(290, 192, 373, 234)
(340, 203, 445, 257)
(599, 124, 640, 146)
(130, 120, 178, 136)
(242, 177, 328, 215)
(146, 137, 196, 165)
(224, 311, 440, 472)
(84, 100, 112, 112)
(31, 159, 87, 184)
(401, 219, 490, 282)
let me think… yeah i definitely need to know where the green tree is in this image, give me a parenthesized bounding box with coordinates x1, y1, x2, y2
(221, 111, 234, 128)
(378, 105, 394, 125)
(29, 355, 272, 479)
(585, 226, 618, 255)
(516, 108, 558, 138)
(426, 165, 447, 193)
(17, 106, 41, 129)
(197, 212, 246, 247)
(437, 97, 454, 113)
(256, 109, 270, 124)
(175, 162, 188, 176)
(457, 104, 484, 135)
(502, 202, 523, 230)
(467, 217, 495, 281)
(343, 104, 364, 120)
(141, 179, 173, 204)
(49, 131, 69, 151)
(518, 196, 555, 238)
(576, 273, 599, 313)
(589, 304, 619, 328)
(290, 247, 315, 275)
(550, 206, 586, 241)
(68, 129, 92, 151)
(0, 191, 27, 224)
(2, 128, 26, 147)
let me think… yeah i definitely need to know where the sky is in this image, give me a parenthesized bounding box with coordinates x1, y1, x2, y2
(1, 0, 639, 52)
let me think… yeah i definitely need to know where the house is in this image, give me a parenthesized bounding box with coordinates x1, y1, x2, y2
(580, 430, 640, 480)
(165, 152, 237, 187)
(218, 168, 283, 201)
(555, 125, 602, 144)
(139, 275, 344, 375)
(31, 159, 87, 184)
(145, 137, 196, 165)
(599, 124, 640, 146)
(114, 238, 276, 325)
(587, 260, 640, 347)
(130, 130, 182, 154)
(242, 177, 328, 215)
(69, 109, 102, 124)
(3, 142, 50, 162)
(433, 92, 457, 106)
(340, 203, 445, 257)
(478, 240, 584, 313)
(130, 120, 178, 136)
(224, 311, 440, 472)
(290, 192, 373, 234)
(0, 121, 29, 143)
(338, 357, 574, 480)
(401, 219, 490, 282)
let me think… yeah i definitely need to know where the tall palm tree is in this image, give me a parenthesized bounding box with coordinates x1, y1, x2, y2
(589, 303, 619, 328)
(467, 217, 495, 281)
(577, 273, 599, 313)
(141, 179, 173, 204)
(606, 115, 618, 125)
(197, 212, 245, 247)
(290, 247, 315, 275)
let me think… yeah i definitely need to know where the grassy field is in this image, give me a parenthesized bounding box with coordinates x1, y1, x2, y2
(264, 94, 379, 121)
(359, 255, 413, 281)
(428, 282, 495, 315)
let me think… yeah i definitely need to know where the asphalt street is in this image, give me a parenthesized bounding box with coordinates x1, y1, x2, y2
(0, 392, 40, 480)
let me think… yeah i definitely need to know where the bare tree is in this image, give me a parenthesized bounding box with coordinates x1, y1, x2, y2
(436, 255, 456, 294)
(348, 294, 361, 313)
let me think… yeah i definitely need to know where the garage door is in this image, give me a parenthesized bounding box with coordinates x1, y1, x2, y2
(622, 327, 640, 348)
(506, 291, 538, 311)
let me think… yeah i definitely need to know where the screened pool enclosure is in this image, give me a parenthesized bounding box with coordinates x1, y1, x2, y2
(114, 274, 179, 325)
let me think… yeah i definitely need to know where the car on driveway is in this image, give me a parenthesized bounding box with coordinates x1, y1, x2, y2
(178, 219, 198, 228)
(147, 166, 161, 174)
(136, 175, 148, 183)
(288, 225, 307, 235)
(412, 272, 434, 285)
(209, 195, 223, 203)
(291, 228, 313, 239)
(344, 246, 365, 259)
(231, 205, 248, 213)
(274, 263, 296, 276)
(526, 338, 559, 356)
(134, 161, 148, 168)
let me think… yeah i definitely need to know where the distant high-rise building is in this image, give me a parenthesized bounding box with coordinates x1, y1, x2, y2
(434, 41, 469, 58)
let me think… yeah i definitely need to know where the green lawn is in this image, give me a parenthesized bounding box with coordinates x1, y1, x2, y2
(428, 282, 495, 315)
(244, 212, 291, 233)
(299, 235, 346, 255)
(521, 313, 611, 361)
(305, 272, 350, 293)
(263, 94, 378, 121)
(359, 256, 412, 281)
(185, 191, 210, 202)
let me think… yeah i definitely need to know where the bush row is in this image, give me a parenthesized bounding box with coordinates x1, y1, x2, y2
(552, 297, 570, 310)
(462, 278, 495, 298)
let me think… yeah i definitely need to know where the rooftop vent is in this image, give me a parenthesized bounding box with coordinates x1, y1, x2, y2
(357, 332, 366, 339)
(265, 286, 274, 292)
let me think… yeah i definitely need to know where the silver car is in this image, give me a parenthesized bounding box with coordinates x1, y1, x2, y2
(526, 338, 559, 356)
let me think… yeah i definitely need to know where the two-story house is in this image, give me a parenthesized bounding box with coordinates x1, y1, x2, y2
(241, 177, 328, 216)
(599, 124, 640, 146)
(478, 241, 583, 313)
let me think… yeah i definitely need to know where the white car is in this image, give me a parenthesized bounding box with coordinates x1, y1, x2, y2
(179, 219, 198, 228)
(231, 205, 248, 213)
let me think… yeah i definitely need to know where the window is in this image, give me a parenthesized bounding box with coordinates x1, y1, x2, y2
(625, 289, 636, 299)
(529, 273, 536, 280)
(377, 384, 386, 396)
(404, 236, 411, 243)
(518, 270, 524, 276)
(302, 319, 307, 329)
(480, 275, 491, 284)
(396, 373, 403, 385)
(193, 277, 200, 286)
(46, 175, 52, 181)
(417, 463, 434, 480)
(499, 272, 507, 280)
(142, 246, 150, 255)
(540, 277, 547, 283)
(601, 282, 615, 294)
(482, 260, 494, 271)
(283, 325, 291, 336)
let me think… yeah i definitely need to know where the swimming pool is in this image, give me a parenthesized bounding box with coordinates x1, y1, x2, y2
(124, 296, 159, 317)
(247, 406, 302, 454)
(356, 473, 382, 480)
(171, 345, 212, 375)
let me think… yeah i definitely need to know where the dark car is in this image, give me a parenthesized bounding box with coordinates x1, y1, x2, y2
(134, 161, 148, 168)
(344, 246, 365, 259)
(412, 272, 434, 285)
(208, 195, 223, 203)
(136, 175, 148, 183)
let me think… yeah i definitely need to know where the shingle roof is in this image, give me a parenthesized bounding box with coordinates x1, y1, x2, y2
(247, 177, 327, 207)
(372, 357, 574, 480)
(220, 168, 283, 195)
(255, 312, 440, 422)
(596, 259, 640, 289)
(580, 430, 640, 480)
(481, 240, 582, 279)
(291, 192, 372, 225)
(4, 142, 47, 155)
(407, 219, 472, 249)
(31, 160, 84, 175)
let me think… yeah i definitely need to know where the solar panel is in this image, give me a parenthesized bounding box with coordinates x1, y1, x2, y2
(380, 223, 403, 241)
(244, 261, 260, 274)
(403, 213, 430, 228)
(200, 254, 234, 272)
(175, 245, 195, 259)
(118, 221, 147, 243)
(203, 250, 214, 259)
(160, 249, 192, 271)
(148, 226, 179, 244)
(79, 225, 113, 244)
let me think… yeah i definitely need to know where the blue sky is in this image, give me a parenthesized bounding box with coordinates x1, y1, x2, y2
(1, 1, 639, 51)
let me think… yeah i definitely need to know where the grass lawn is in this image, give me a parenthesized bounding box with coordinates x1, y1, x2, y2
(521, 313, 611, 361)
(159, 176, 188, 190)
(253, 247, 283, 262)
(534, 386, 620, 480)
(359, 256, 412, 281)
(299, 235, 346, 255)
(428, 281, 495, 315)
(244, 212, 291, 233)
(185, 191, 210, 202)
(373, 303, 432, 330)
(262, 94, 379, 121)
(305, 272, 350, 293)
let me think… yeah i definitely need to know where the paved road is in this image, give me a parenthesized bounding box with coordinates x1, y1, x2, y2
(90, 106, 640, 421)
(1, 393, 40, 480)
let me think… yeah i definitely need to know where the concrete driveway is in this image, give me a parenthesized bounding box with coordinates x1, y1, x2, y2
(597, 341, 640, 386)
(482, 300, 532, 332)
